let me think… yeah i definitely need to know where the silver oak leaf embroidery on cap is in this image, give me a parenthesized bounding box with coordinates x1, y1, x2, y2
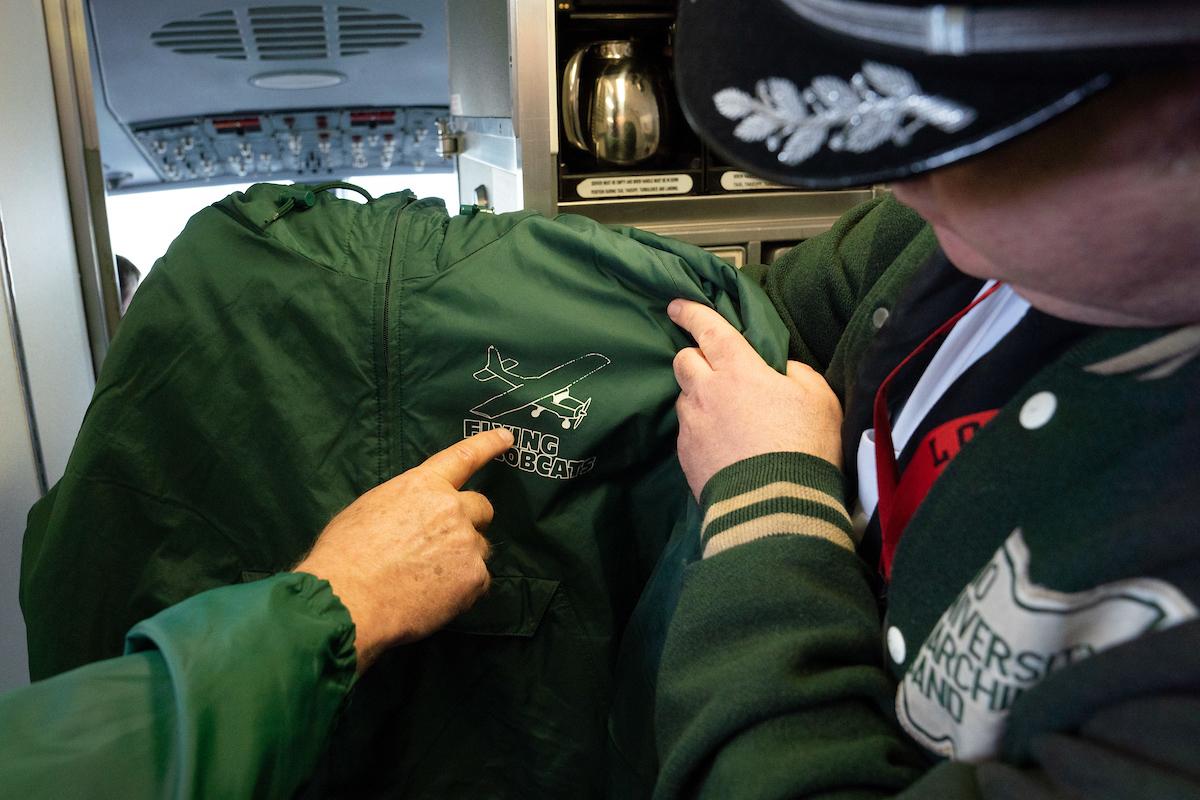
(713, 62, 976, 165)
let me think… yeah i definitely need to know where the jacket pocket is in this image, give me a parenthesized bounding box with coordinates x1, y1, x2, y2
(313, 573, 613, 799)
(444, 575, 559, 637)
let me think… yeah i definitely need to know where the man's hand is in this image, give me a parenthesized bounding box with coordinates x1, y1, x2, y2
(669, 299, 843, 499)
(293, 428, 514, 673)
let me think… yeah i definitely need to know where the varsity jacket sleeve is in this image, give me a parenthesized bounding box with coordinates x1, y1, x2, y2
(653, 453, 925, 799)
(0, 572, 356, 799)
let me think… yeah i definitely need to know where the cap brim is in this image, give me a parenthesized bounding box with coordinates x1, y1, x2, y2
(675, 0, 1111, 189)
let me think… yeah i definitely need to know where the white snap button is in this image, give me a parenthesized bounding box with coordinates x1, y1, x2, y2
(1019, 391, 1057, 430)
(872, 307, 890, 329)
(887, 625, 906, 664)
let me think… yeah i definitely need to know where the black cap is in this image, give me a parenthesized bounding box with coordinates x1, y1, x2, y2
(675, 1, 1200, 188)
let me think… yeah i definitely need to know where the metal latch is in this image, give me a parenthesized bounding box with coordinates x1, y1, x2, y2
(436, 119, 463, 159)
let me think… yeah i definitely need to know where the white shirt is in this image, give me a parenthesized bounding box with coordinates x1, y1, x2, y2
(855, 282, 1030, 529)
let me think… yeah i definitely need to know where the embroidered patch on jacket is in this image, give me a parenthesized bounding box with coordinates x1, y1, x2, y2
(463, 345, 610, 480)
(713, 62, 976, 166)
(896, 528, 1197, 761)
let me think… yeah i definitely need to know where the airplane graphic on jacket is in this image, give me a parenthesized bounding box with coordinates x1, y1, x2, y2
(470, 345, 611, 430)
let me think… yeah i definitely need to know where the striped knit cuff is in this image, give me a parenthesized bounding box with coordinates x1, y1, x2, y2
(698, 453, 853, 559)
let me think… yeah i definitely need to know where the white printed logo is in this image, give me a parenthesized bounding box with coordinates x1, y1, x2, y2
(897, 529, 1197, 762)
(464, 346, 611, 481)
(470, 345, 610, 431)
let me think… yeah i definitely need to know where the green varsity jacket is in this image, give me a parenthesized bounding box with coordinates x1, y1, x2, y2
(653, 196, 1200, 799)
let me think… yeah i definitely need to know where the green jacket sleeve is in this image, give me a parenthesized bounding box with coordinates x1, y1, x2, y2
(654, 454, 925, 799)
(653, 454, 1200, 799)
(0, 572, 356, 799)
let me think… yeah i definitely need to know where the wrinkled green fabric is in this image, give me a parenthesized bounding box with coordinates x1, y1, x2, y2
(0, 573, 355, 798)
(21, 184, 788, 798)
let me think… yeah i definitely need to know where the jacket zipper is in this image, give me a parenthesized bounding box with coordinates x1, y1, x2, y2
(379, 206, 405, 482)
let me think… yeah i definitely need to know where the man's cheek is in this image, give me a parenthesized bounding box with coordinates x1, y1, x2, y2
(931, 225, 1000, 281)
(889, 179, 939, 222)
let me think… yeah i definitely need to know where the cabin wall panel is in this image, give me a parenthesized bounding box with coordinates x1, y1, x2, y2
(0, 0, 98, 690)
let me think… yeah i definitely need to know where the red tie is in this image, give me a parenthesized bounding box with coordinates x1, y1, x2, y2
(873, 283, 1003, 579)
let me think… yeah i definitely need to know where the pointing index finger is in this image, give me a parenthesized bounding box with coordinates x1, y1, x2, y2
(422, 428, 514, 489)
(667, 299, 755, 367)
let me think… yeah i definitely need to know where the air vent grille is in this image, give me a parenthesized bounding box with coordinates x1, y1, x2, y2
(150, 10, 246, 60)
(250, 5, 328, 60)
(151, 4, 424, 62)
(336, 6, 422, 56)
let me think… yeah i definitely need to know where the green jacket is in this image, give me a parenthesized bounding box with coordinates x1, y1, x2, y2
(654, 197, 1200, 798)
(0, 573, 355, 798)
(20, 183, 788, 798)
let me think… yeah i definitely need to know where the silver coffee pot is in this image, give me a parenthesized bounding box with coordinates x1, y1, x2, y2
(561, 40, 667, 166)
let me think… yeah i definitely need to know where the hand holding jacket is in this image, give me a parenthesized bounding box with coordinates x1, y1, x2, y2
(669, 298, 844, 500)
